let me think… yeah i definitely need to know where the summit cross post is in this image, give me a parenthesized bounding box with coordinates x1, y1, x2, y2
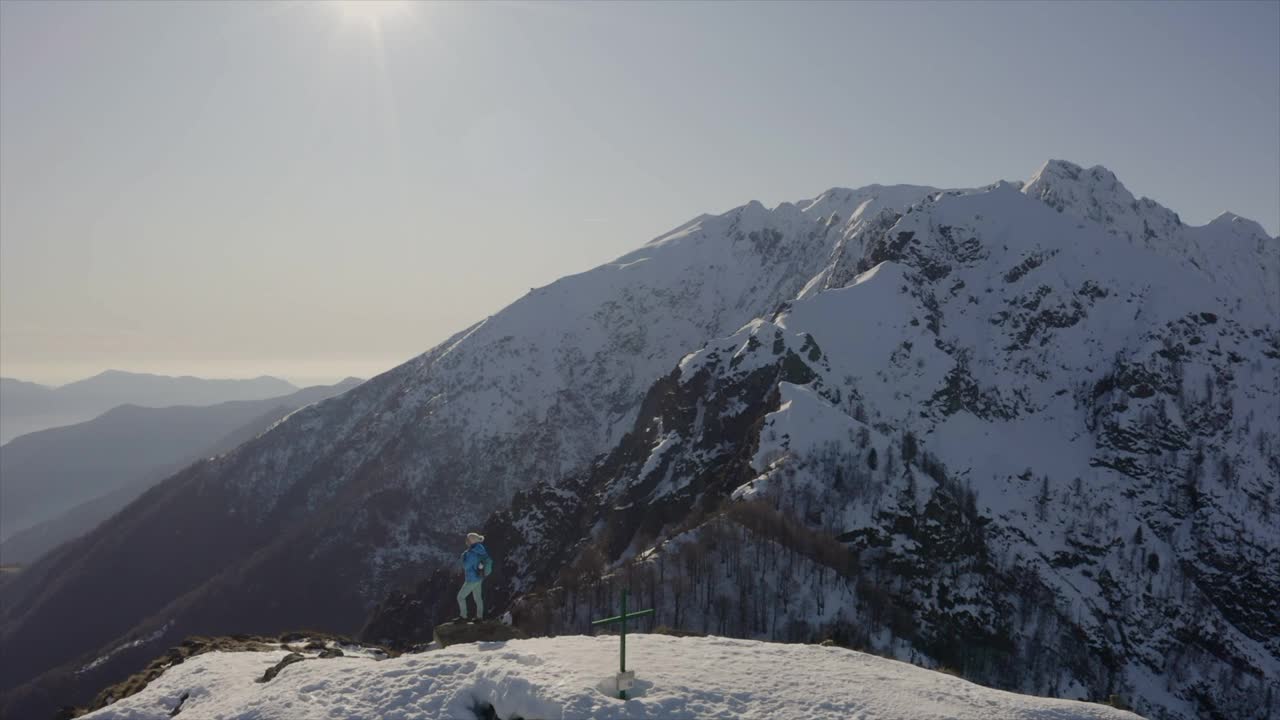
(590, 588, 655, 699)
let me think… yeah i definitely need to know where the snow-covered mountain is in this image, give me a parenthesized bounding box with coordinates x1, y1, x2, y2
(2, 161, 1276, 720)
(368, 163, 1279, 720)
(77, 634, 1141, 720)
(0, 180, 946, 715)
(1021, 161, 1280, 315)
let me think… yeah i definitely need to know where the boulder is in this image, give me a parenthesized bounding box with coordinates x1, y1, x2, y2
(432, 621, 527, 648)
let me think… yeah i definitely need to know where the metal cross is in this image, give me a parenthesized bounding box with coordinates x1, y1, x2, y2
(590, 588, 655, 699)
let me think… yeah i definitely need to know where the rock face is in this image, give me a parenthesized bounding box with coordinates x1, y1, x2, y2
(4, 161, 1277, 720)
(432, 621, 527, 649)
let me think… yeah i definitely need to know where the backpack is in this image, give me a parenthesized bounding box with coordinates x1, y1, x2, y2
(481, 555, 494, 577)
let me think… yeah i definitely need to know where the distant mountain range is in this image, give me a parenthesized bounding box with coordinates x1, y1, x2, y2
(0, 378, 363, 561)
(1, 161, 1275, 720)
(0, 371, 298, 444)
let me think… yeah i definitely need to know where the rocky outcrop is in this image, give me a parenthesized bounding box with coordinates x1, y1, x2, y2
(432, 621, 527, 648)
(258, 653, 305, 683)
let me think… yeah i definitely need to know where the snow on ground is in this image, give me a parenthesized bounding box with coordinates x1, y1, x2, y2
(85, 634, 1141, 720)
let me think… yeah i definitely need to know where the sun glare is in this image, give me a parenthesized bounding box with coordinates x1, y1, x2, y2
(334, 0, 414, 29)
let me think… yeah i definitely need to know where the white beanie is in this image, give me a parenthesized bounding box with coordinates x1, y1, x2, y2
(467, 532, 485, 544)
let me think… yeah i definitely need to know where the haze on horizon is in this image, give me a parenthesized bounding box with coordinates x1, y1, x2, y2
(2, 0, 1277, 387)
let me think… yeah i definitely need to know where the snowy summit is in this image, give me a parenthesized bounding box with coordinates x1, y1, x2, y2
(82, 635, 1140, 720)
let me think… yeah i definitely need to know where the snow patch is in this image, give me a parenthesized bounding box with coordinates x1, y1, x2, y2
(82, 635, 1141, 720)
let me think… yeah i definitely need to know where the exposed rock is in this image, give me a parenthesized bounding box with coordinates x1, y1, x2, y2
(432, 621, 528, 648)
(168, 690, 189, 716)
(258, 653, 305, 683)
(55, 632, 390, 717)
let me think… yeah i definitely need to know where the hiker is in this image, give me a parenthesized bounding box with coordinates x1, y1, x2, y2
(456, 532, 492, 621)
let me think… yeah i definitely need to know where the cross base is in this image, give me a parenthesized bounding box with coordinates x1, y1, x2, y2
(615, 670, 636, 694)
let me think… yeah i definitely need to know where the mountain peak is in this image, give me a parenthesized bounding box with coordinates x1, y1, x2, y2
(94, 369, 139, 378)
(1021, 158, 1184, 243)
(1024, 159, 1128, 199)
(1209, 210, 1272, 240)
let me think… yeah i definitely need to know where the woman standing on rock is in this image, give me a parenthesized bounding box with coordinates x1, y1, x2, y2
(455, 532, 492, 622)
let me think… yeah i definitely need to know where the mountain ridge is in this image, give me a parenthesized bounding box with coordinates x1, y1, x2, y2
(370, 167, 1277, 718)
(0, 372, 298, 445)
(0, 378, 364, 561)
(2, 160, 1275, 720)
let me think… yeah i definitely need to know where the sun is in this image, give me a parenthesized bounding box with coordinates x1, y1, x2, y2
(333, 0, 414, 29)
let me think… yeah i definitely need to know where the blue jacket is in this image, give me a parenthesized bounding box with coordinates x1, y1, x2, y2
(461, 543, 491, 583)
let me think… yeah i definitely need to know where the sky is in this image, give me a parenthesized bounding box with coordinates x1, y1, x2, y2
(2, 0, 1277, 387)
